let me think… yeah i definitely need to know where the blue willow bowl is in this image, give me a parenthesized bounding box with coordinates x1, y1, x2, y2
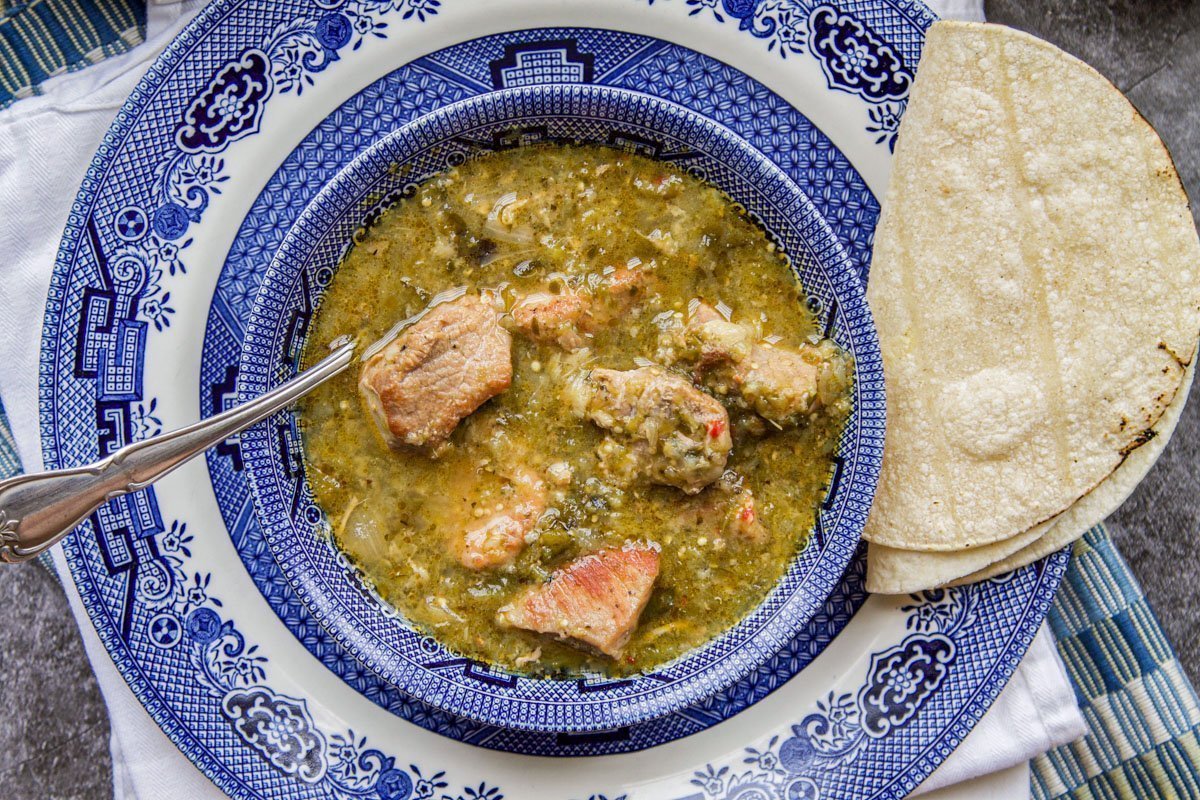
(238, 84, 885, 733)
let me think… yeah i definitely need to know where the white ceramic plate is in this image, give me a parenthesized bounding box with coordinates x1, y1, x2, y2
(40, 1, 1068, 797)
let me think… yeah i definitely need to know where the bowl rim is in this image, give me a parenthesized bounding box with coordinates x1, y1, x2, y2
(237, 82, 886, 732)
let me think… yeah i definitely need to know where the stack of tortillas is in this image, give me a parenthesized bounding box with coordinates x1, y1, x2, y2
(864, 21, 1200, 594)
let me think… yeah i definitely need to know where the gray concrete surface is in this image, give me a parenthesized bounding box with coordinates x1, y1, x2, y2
(0, 566, 112, 797)
(1, 1, 1198, 797)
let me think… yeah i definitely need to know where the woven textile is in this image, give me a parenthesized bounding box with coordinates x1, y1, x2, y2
(0, 400, 21, 478)
(1033, 526, 1200, 799)
(0, 0, 143, 107)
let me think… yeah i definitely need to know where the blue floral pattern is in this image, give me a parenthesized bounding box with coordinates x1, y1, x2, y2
(176, 49, 273, 153)
(223, 688, 328, 783)
(807, 6, 911, 101)
(677, 589, 980, 800)
(859, 635, 955, 738)
(651, 0, 916, 147)
(128, 505, 508, 797)
(158, 0, 442, 244)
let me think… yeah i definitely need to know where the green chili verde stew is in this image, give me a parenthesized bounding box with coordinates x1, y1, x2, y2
(299, 145, 853, 677)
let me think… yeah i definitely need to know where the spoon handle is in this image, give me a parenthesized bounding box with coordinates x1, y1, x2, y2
(0, 340, 355, 563)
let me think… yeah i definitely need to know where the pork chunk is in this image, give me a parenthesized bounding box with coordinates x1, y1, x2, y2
(359, 295, 512, 449)
(724, 487, 767, 544)
(510, 291, 590, 350)
(496, 544, 660, 658)
(509, 269, 653, 351)
(675, 302, 851, 427)
(674, 471, 770, 546)
(600, 267, 649, 311)
(456, 467, 547, 570)
(571, 367, 731, 494)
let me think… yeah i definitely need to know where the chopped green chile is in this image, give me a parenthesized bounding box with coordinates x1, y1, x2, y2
(300, 145, 852, 676)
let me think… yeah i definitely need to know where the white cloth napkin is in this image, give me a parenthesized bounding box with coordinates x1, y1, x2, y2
(0, 1, 1084, 798)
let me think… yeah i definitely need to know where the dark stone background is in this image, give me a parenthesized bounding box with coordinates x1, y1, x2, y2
(0, 1, 1197, 796)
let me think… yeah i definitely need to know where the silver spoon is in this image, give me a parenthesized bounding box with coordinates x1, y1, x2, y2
(0, 339, 356, 563)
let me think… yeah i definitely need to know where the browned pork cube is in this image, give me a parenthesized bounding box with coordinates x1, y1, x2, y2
(359, 295, 512, 449)
(602, 267, 647, 305)
(455, 466, 547, 570)
(573, 366, 731, 494)
(495, 544, 660, 658)
(681, 302, 850, 426)
(510, 291, 590, 350)
(508, 268, 653, 352)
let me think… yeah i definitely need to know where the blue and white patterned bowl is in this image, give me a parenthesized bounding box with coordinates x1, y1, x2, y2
(238, 83, 885, 732)
(41, 2, 1077, 792)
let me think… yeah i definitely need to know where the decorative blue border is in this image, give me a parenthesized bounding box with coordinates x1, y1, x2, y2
(200, 23, 892, 751)
(36, 0, 1073, 797)
(237, 81, 883, 732)
(669, 564, 1074, 800)
(658, 0, 923, 150)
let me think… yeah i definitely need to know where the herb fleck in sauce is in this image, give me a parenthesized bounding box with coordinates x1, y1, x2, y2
(301, 145, 850, 676)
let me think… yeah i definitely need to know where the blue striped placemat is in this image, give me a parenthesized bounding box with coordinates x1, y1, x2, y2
(0, 0, 143, 108)
(1033, 527, 1200, 798)
(0, 399, 22, 478)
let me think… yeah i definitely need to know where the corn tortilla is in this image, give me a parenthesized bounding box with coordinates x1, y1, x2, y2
(864, 20, 1200, 552)
(868, 359, 1194, 594)
(866, 516, 1051, 595)
(948, 360, 1196, 586)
